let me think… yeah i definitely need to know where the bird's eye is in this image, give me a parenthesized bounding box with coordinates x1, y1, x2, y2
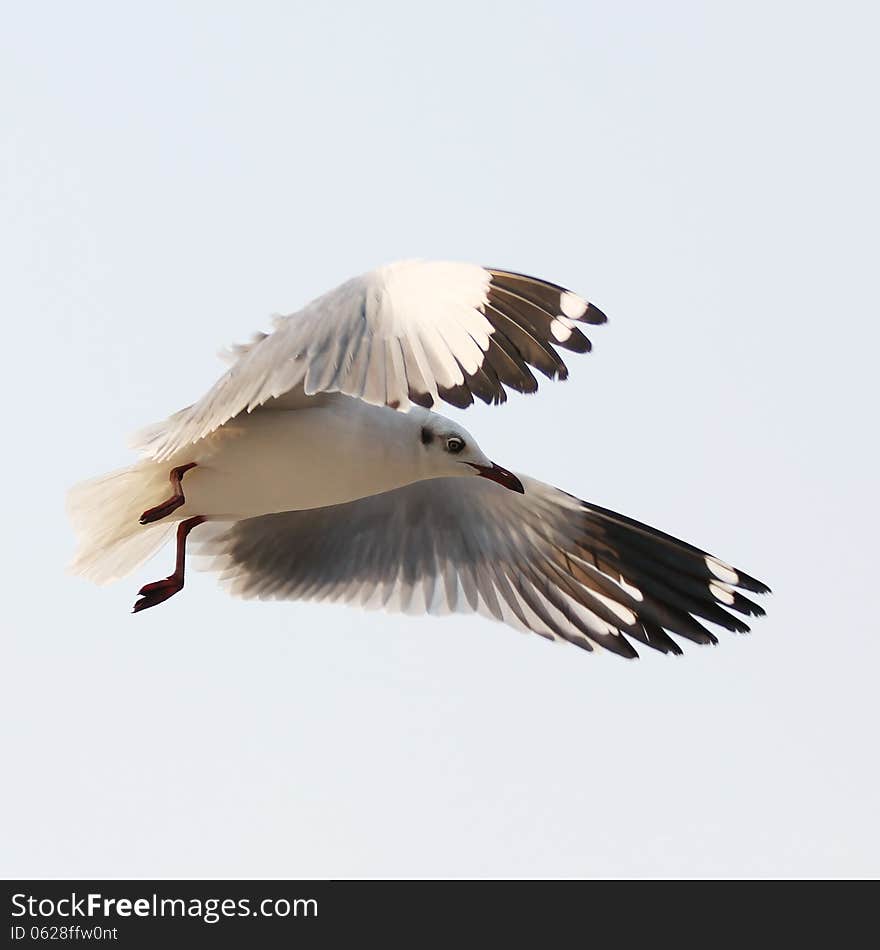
(446, 436, 465, 454)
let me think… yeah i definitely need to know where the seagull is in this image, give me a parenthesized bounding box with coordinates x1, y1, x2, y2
(68, 260, 768, 658)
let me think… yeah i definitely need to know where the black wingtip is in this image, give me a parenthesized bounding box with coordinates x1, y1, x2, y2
(409, 390, 434, 409)
(584, 302, 608, 325)
(737, 573, 772, 595)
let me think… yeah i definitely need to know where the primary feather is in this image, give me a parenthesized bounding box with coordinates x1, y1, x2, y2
(133, 261, 605, 461)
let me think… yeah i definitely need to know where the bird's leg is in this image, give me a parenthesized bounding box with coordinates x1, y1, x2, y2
(132, 515, 206, 614)
(139, 462, 198, 525)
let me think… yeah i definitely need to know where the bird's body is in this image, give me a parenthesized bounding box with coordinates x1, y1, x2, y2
(68, 259, 769, 657)
(170, 398, 459, 521)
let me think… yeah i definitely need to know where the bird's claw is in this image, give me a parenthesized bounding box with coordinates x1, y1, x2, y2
(139, 500, 179, 525)
(132, 576, 183, 613)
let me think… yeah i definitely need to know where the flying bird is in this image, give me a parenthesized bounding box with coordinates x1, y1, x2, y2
(68, 260, 768, 658)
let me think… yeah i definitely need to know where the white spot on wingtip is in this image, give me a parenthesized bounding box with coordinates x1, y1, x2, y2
(709, 583, 735, 605)
(551, 318, 572, 341)
(618, 576, 644, 602)
(560, 291, 588, 319)
(591, 590, 637, 626)
(705, 555, 739, 585)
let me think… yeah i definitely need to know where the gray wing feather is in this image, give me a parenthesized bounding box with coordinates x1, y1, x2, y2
(133, 261, 606, 460)
(196, 476, 769, 659)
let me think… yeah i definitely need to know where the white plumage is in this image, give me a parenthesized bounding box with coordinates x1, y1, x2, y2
(132, 260, 596, 460)
(68, 260, 768, 657)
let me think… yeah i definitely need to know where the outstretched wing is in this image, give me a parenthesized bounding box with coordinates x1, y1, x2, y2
(135, 261, 606, 460)
(195, 476, 769, 659)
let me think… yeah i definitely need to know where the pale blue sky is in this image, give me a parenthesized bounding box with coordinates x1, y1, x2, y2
(2, 1, 878, 878)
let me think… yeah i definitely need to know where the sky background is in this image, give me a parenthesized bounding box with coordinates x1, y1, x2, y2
(2, 1, 878, 879)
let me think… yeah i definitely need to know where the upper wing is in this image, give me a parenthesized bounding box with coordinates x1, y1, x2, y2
(135, 261, 606, 460)
(195, 476, 769, 659)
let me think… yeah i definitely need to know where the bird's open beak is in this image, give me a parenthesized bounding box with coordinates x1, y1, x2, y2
(468, 462, 525, 494)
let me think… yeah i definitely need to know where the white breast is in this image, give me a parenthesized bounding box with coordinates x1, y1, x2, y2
(176, 403, 421, 521)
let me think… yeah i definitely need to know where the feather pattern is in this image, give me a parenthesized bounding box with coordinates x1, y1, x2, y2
(196, 475, 769, 658)
(134, 261, 605, 460)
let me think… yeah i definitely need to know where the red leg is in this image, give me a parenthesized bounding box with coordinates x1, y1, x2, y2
(132, 516, 206, 613)
(140, 462, 198, 525)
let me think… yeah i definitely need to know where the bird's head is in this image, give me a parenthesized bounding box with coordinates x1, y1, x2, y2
(415, 412, 524, 493)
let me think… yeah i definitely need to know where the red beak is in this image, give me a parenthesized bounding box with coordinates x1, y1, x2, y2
(469, 462, 525, 494)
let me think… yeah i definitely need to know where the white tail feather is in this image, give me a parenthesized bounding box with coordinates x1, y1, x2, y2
(67, 462, 177, 585)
